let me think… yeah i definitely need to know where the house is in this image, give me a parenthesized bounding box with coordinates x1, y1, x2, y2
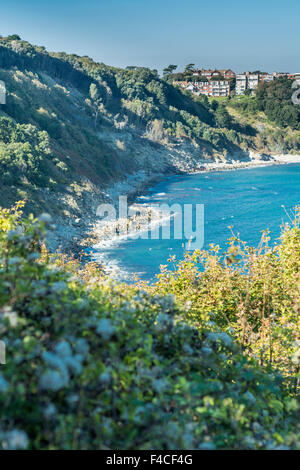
(175, 66, 298, 97)
(211, 70, 222, 79)
(173, 77, 230, 97)
(235, 74, 247, 95)
(220, 69, 236, 80)
(287, 73, 300, 83)
(259, 73, 274, 83)
(248, 74, 259, 90)
(200, 69, 214, 79)
(0, 80, 6, 105)
(182, 82, 199, 93)
(235, 73, 260, 95)
(210, 80, 230, 97)
(294, 73, 300, 85)
(274, 72, 290, 78)
(193, 81, 212, 96)
(173, 81, 193, 89)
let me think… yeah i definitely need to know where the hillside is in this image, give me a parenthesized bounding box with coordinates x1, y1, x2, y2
(0, 37, 299, 251)
(0, 37, 300, 451)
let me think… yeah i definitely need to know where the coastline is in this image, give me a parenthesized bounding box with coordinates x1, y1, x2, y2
(87, 153, 300, 279)
(186, 153, 300, 174)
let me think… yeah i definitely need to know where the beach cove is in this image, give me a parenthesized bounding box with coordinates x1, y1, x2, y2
(92, 157, 300, 281)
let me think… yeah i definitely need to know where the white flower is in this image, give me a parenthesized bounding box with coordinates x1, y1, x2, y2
(55, 341, 72, 359)
(40, 351, 70, 389)
(242, 436, 256, 449)
(153, 378, 168, 393)
(43, 351, 67, 373)
(155, 313, 172, 332)
(3, 310, 19, 328)
(51, 281, 67, 293)
(0, 374, 9, 393)
(43, 403, 57, 420)
(207, 332, 233, 347)
(198, 442, 216, 450)
(66, 394, 79, 406)
(206, 332, 219, 343)
(3, 430, 28, 450)
(218, 332, 233, 347)
(27, 253, 40, 261)
(39, 370, 67, 391)
(7, 257, 21, 266)
(201, 346, 213, 356)
(40, 341, 84, 391)
(291, 349, 300, 365)
(243, 391, 256, 404)
(165, 421, 180, 439)
(6, 227, 23, 240)
(75, 338, 89, 358)
(182, 429, 194, 448)
(96, 319, 115, 341)
(47, 265, 60, 273)
(182, 343, 193, 354)
(99, 370, 111, 384)
(64, 355, 83, 375)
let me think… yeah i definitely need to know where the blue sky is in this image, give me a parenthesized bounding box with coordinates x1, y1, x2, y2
(1, 0, 299, 73)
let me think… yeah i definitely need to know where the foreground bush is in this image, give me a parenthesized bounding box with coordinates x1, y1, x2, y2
(0, 204, 299, 449)
(151, 218, 300, 390)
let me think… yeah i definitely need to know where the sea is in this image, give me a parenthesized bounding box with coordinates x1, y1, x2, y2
(93, 164, 300, 281)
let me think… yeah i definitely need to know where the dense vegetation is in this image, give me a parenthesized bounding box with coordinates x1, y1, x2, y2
(150, 223, 300, 384)
(0, 117, 53, 186)
(0, 36, 260, 214)
(0, 37, 300, 450)
(0, 204, 299, 450)
(0, 36, 298, 217)
(230, 78, 300, 131)
(256, 78, 300, 130)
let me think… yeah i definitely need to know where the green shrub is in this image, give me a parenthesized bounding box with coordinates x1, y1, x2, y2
(150, 220, 300, 388)
(0, 204, 299, 449)
(0, 117, 53, 186)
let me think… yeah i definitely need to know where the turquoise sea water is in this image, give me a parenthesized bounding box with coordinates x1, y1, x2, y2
(95, 164, 300, 281)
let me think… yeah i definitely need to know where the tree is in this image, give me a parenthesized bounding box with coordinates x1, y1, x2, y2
(89, 83, 99, 101)
(184, 63, 195, 74)
(6, 34, 21, 41)
(89, 83, 102, 128)
(214, 105, 232, 128)
(210, 75, 225, 81)
(211, 100, 219, 112)
(163, 65, 178, 76)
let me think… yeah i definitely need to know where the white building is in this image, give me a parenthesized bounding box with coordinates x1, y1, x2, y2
(236, 74, 247, 95)
(260, 73, 274, 83)
(248, 74, 259, 90)
(0, 80, 6, 105)
(294, 73, 300, 85)
(210, 80, 230, 97)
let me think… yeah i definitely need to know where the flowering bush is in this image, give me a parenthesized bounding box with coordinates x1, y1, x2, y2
(0, 204, 299, 449)
(151, 218, 300, 390)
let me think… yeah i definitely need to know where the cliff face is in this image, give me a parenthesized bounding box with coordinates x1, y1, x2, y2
(0, 38, 299, 249)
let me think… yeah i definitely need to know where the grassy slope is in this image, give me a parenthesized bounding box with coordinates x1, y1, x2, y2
(226, 95, 300, 154)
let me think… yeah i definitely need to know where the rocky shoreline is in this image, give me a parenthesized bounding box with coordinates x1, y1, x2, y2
(46, 152, 300, 276)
